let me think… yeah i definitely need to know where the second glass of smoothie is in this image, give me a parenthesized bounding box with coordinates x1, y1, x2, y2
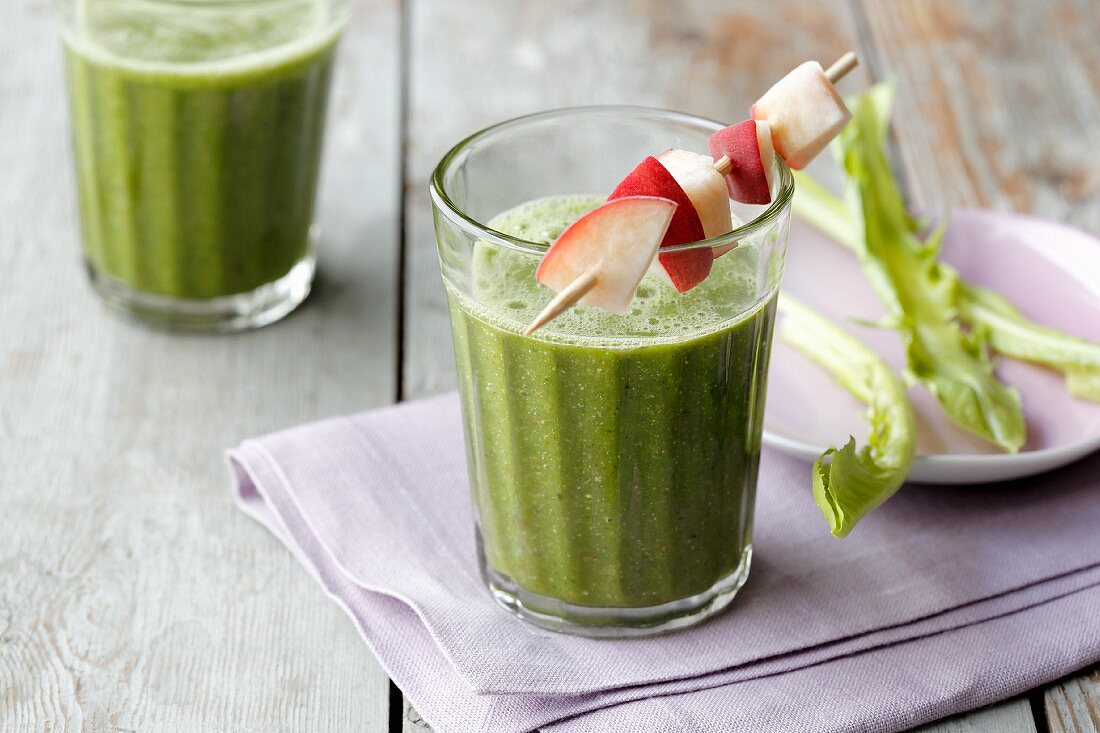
(57, 0, 348, 331)
(431, 107, 793, 636)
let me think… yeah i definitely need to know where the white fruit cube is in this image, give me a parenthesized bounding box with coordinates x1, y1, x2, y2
(751, 61, 851, 170)
(656, 149, 733, 238)
(709, 119, 776, 205)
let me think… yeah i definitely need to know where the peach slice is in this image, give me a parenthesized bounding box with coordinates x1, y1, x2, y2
(659, 148, 737, 265)
(709, 119, 776, 205)
(607, 155, 714, 292)
(608, 156, 705, 246)
(535, 196, 676, 314)
(657, 149, 733, 240)
(751, 61, 851, 170)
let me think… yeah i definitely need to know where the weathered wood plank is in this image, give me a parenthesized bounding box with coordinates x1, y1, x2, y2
(1045, 667, 1100, 733)
(0, 0, 401, 730)
(854, 0, 1100, 233)
(915, 699, 1038, 733)
(403, 699, 433, 733)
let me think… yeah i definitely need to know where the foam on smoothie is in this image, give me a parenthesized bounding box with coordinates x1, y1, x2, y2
(464, 195, 772, 344)
(63, 0, 342, 78)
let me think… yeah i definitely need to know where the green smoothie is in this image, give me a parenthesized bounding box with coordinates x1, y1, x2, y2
(62, 0, 343, 300)
(446, 195, 777, 612)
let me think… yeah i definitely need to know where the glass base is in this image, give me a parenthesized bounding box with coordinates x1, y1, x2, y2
(85, 255, 315, 333)
(480, 540, 753, 638)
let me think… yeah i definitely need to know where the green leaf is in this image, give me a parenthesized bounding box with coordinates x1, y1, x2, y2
(779, 295, 915, 537)
(1067, 369, 1100, 402)
(958, 284, 1100, 402)
(794, 141, 1100, 406)
(833, 84, 1026, 452)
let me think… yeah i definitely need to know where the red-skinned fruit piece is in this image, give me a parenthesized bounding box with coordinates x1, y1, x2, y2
(709, 119, 775, 205)
(535, 196, 677, 314)
(608, 156, 713, 292)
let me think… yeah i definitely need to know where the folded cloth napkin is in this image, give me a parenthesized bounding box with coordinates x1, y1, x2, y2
(227, 393, 1100, 733)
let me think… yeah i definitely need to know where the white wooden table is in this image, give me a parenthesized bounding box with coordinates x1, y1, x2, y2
(2, 1, 1098, 731)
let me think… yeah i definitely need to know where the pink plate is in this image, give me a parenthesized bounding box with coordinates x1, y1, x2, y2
(764, 209, 1100, 484)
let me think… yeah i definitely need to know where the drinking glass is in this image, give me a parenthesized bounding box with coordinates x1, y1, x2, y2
(431, 107, 794, 636)
(56, 0, 349, 331)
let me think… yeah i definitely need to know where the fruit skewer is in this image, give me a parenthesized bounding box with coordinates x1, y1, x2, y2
(711, 52, 858, 178)
(524, 52, 859, 337)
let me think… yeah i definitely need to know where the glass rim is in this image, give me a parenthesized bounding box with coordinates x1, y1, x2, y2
(56, 0, 348, 72)
(429, 105, 795, 257)
(59, 0, 338, 6)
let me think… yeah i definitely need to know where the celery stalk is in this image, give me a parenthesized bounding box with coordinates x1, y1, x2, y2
(778, 295, 916, 537)
(794, 149, 1100, 406)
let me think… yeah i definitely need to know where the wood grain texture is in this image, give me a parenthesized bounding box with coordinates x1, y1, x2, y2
(854, 0, 1100, 233)
(915, 699, 1038, 733)
(402, 699, 433, 733)
(1046, 666, 1100, 733)
(0, 0, 400, 730)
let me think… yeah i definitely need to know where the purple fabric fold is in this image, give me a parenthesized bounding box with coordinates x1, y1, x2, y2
(227, 392, 1100, 733)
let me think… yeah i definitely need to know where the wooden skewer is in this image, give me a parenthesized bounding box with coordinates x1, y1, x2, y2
(524, 51, 859, 336)
(523, 269, 599, 336)
(825, 51, 859, 85)
(713, 52, 858, 178)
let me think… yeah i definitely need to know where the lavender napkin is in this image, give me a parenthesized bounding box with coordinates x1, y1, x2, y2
(227, 393, 1100, 733)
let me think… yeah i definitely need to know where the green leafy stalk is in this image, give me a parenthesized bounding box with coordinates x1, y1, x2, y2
(831, 83, 1026, 451)
(778, 295, 916, 537)
(958, 285, 1100, 401)
(794, 151, 1100, 405)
